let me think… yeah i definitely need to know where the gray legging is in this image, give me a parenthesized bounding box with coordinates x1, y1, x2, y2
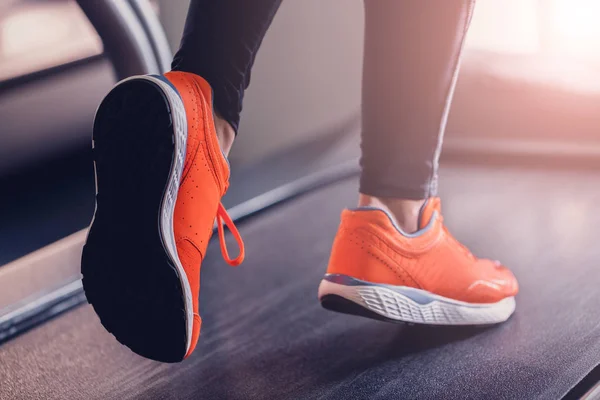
(171, 0, 476, 200)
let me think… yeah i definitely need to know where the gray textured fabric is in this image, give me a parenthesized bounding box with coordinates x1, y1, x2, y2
(2, 166, 600, 399)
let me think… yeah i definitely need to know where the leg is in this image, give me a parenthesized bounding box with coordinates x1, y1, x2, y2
(320, 1, 518, 326)
(172, 0, 283, 154)
(359, 0, 474, 232)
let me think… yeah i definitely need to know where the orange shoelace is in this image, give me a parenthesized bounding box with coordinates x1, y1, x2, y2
(216, 203, 245, 266)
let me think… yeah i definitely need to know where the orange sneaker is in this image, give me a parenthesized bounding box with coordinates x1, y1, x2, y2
(82, 72, 244, 363)
(319, 198, 518, 325)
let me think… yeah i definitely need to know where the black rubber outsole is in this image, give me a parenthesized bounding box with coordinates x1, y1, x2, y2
(81, 79, 188, 363)
(319, 294, 409, 325)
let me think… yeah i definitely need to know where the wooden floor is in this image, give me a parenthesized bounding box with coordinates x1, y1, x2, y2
(1, 165, 600, 400)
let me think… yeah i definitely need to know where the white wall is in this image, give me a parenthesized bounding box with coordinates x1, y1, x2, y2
(466, 0, 540, 54)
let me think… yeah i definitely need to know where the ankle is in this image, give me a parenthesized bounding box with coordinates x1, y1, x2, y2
(358, 194, 425, 234)
(214, 113, 236, 156)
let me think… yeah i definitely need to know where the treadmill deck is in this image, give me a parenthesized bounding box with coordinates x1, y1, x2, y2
(1, 165, 599, 400)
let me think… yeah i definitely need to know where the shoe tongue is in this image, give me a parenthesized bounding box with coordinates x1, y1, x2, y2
(418, 197, 441, 230)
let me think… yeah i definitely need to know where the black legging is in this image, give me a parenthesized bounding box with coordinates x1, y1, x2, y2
(171, 0, 475, 200)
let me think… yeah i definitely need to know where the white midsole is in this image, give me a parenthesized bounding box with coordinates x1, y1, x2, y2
(149, 76, 194, 352)
(318, 279, 516, 325)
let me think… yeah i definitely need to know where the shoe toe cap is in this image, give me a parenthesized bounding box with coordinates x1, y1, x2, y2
(466, 259, 519, 302)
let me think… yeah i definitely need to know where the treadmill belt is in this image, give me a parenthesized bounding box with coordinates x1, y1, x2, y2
(2, 166, 600, 400)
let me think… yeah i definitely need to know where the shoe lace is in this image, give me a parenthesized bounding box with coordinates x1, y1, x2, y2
(215, 203, 245, 266)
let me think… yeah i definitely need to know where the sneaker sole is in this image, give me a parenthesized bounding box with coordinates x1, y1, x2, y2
(318, 274, 515, 326)
(81, 75, 192, 363)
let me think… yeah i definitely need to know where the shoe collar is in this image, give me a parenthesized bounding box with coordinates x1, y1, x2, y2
(349, 206, 438, 238)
